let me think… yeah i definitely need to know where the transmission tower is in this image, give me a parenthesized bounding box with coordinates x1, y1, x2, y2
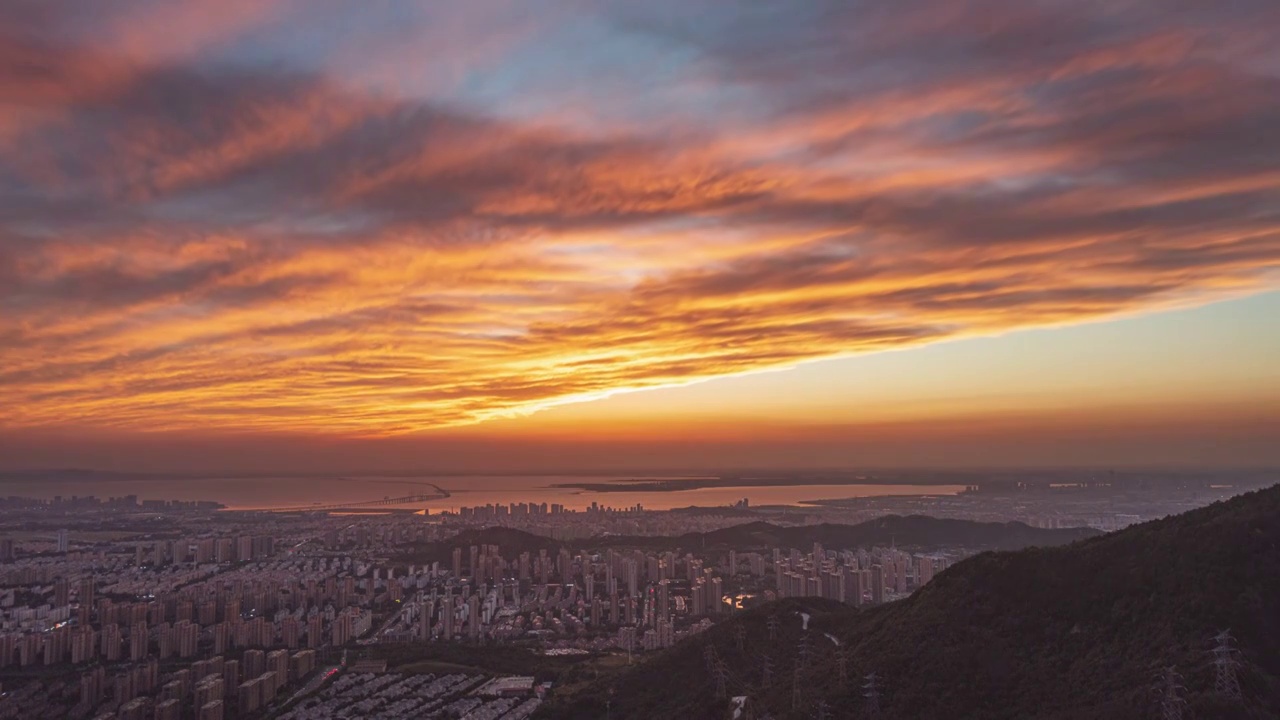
(767, 614, 779, 641)
(815, 699, 829, 720)
(797, 635, 812, 668)
(792, 663, 804, 711)
(835, 647, 848, 685)
(735, 625, 747, 653)
(1212, 630, 1243, 701)
(712, 660, 730, 700)
(1155, 666, 1186, 720)
(863, 673, 881, 720)
(761, 655, 775, 688)
(704, 644, 720, 673)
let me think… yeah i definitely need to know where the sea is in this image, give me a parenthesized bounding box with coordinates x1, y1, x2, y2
(0, 474, 966, 512)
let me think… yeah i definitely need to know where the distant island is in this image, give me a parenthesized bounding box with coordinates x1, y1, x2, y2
(548, 470, 1273, 494)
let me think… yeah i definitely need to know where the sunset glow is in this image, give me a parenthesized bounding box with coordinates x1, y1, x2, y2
(2, 1, 1278, 470)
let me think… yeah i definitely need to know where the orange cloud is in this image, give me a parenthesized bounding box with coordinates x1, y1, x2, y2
(1, 0, 1278, 439)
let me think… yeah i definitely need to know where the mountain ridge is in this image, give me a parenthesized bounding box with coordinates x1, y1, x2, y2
(395, 515, 1099, 566)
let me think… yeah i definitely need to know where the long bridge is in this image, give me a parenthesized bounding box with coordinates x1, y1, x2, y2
(260, 484, 450, 513)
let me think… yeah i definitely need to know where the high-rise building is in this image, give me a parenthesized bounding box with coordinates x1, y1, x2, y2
(114, 672, 137, 705)
(281, 617, 300, 649)
(195, 539, 215, 564)
(136, 658, 160, 693)
(237, 678, 262, 715)
(154, 698, 180, 720)
(79, 665, 105, 706)
(657, 619, 674, 648)
(79, 578, 95, 610)
(212, 622, 231, 655)
(195, 675, 225, 711)
(290, 649, 317, 680)
(56, 529, 69, 553)
(236, 536, 254, 562)
(243, 648, 266, 679)
(918, 555, 936, 586)
(419, 600, 434, 641)
(267, 648, 290, 687)
(117, 697, 151, 720)
(199, 601, 217, 626)
(307, 615, 323, 649)
(157, 622, 174, 658)
(101, 624, 121, 661)
(71, 627, 96, 664)
(331, 612, 351, 647)
(617, 626, 636, 653)
(198, 700, 225, 720)
(844, 569, 866, 607)
(177, 620, 199, 658)
(658, 579, 671, 622)
(129, 622, 148, 661)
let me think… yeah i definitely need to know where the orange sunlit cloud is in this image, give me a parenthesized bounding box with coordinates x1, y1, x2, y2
(1, 0, 1278, 444)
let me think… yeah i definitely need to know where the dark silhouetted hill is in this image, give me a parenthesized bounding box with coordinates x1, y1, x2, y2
(401, 516, 1094, 567)
(537, 485, 1280, 719)
(593, 516, 1100, 552)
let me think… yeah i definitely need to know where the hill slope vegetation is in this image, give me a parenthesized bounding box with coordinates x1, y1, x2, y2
(400, 516, 1099, 566)
(537, 486, 1280, 719)
(593, 516, 1099, 552)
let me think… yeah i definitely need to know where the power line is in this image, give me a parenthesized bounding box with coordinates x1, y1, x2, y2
(863, 672, 881, 720)
(1212, 630, 1243, 702)
(1155, 665, 1187, 720)
(792, 663, 804, 711)
(712, 659, 730, 700)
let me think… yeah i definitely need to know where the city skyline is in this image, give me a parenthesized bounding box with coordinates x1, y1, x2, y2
(3, 1, 1279, 472)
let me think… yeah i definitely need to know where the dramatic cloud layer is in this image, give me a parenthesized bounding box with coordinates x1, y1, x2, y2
(2, 0, 1278, 435)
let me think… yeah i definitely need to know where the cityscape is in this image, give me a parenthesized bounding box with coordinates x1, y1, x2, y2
(2, 0, 1279, 718)
(1, 471, 1273, 718)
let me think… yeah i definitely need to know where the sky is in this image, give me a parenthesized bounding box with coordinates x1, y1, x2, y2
(1, 0, 1278, 473)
